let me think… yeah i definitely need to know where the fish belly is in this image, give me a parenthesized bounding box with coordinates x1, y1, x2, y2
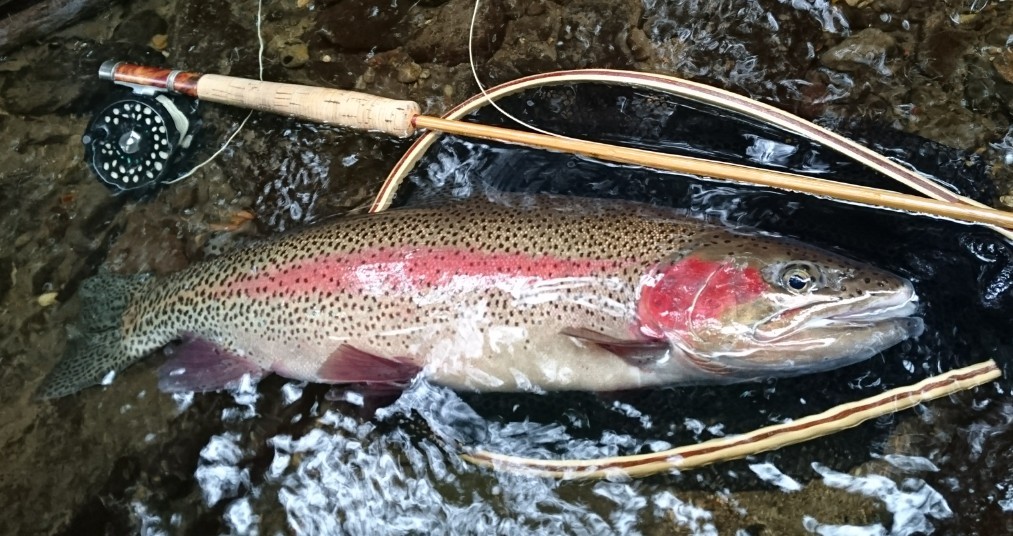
(171, 273, 701, 392)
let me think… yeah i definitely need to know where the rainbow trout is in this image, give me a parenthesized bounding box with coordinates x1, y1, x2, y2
(38, 196, 923, 398)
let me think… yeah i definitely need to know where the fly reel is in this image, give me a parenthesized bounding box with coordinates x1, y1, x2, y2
(83, 93, 199, 194)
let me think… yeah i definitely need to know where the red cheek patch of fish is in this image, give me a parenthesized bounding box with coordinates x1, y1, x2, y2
(639, 257, 766, 337)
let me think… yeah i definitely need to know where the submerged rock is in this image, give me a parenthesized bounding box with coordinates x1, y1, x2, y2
(0, 0, 124, 55)
(627, 27, 653, 62)
(314, 0, 412, 53)
(277, 39, 309, 69)
(110, 9, 168, 46)
(919, 29, 973, 80)
(395, 60, 423, 84)
(556, 0, 641, 69)
(993, 48, 1013, 85)
(168, 0, 259, 75)
(488, 0, 563, 77)
(820, 27, 897, 75)
(402, 0, 507, 65)
(0, 38, 163, 115)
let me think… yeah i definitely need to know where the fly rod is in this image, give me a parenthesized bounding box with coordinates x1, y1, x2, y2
(98, 61, 1013, 233)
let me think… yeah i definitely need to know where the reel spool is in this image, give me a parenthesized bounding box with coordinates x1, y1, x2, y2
(82, 93, 199, 193)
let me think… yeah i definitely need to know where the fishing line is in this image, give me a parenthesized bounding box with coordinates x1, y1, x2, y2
(468, 0, 570, 141)
(164, 0, 265, 185)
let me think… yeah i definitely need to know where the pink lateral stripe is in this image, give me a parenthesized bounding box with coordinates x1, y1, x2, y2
(224, 248, 632, 298)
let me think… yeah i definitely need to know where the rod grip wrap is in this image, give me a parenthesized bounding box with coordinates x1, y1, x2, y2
(197, 74, 420, 137)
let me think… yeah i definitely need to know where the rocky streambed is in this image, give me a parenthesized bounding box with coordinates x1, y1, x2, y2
(1, 0, 1012, 534)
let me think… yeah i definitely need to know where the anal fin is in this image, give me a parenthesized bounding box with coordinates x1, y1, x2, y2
(158, 338, 264, 393)
(561, 327, 670, 366)
(317, 344, 420, 385)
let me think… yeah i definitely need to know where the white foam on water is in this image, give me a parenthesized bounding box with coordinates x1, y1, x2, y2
(131, 501, 170, 536)
(744, 135, 798, 167)
(223, 374, 260, 421)
(654, 490, 718, 536)
(281, 381, 307, 406)
(778, 0, 849, 34)
(610, 400, 654, 429)
(802, 515, 887, 536)
(878, 454, 939, 473)
(813, 463, 952, 536)
(253, 382, 674, 534)
(196, 433, 250, 508)
(172, 391, 194, 412)
(224, 497, 259, 536)
(748, 462, 802, 492)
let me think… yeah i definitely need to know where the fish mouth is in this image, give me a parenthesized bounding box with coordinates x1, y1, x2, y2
(753, 280, 921, 343)
(675, 280, 924, 380)
(824, 282, 919, 324)
(696, 280, 925, 376)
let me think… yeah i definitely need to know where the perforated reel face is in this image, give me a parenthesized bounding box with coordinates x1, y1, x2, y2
(83, 97, 179, 192)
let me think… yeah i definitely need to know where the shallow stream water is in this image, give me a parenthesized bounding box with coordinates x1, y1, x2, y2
(2, 0, 1013, 534)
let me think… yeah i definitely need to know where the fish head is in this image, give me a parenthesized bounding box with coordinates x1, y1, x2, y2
(637, 231, 924, 379)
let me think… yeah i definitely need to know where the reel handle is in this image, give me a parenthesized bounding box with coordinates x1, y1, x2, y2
(99, 61, 422, 137)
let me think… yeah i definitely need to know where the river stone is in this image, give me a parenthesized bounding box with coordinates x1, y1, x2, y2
(820, 28, 897, 75)
(111, 9, 168, 45)
(842, 0, 910, 13)
(627, 27, 653, 62)
(0, 0, 123, 55)
(487, 1, 563, 79)
(556, 0, 641, 69)
(278, 40, 309, 69)
(402, 0, 507, 65)
(0, 38, 163, 115)
(168, 0, 259, 75)
(314, 0, 411, 53)
(396, 61, 423, 84)
(994, 49, 1013, 84)
(918, 30, 972, 80)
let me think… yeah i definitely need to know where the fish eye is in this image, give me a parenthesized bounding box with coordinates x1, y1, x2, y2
(779, 263, 818, 293)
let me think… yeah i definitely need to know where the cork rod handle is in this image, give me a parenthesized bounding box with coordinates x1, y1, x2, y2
(99, 61, 421, 137)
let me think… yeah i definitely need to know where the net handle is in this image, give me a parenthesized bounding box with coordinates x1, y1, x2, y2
(414, 115, 1013, 231)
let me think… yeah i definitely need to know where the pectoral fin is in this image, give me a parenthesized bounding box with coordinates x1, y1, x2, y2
(561, 327, 670, 366)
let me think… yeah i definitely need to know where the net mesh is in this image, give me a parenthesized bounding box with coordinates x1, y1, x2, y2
(383, 80, 1012, 484)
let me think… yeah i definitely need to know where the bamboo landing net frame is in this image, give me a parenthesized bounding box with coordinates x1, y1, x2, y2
(95, 61, 1006, 477)
(100, 62, 1013, 236)
(462, 360, 1000, 479)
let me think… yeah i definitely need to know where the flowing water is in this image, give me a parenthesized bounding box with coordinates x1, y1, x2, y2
(1, 0, 1012, 534)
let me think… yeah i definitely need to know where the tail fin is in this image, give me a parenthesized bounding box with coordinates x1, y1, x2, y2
(36, 272, 153, 399)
